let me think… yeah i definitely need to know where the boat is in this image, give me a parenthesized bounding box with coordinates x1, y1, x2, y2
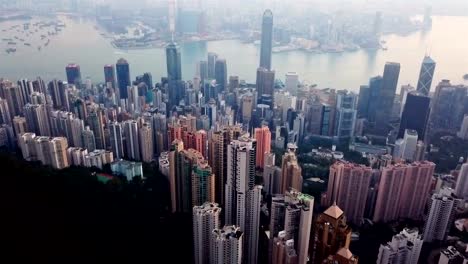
(24, 43, 31, 46)
(7, 41, 16, 45)
(6, 48, 17, 54)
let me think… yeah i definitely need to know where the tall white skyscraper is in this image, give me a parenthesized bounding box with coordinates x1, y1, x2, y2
(376, 228, 423, 264)
(211, 225, 243, 264)
(193, 202, 221, 264)
(225, 137, 262, 264)
(455, 163, 468, 200)
(423, 188, 462, 242)
(285, 72, 299, 92)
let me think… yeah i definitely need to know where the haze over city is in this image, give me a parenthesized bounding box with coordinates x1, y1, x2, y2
(1, 1, 467, 264)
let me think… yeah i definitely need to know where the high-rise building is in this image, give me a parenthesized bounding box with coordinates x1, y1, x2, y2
(139, 123, 153, 162)
(166, 42, 182, 81)
(366, 76, 383, 123)
(12, 116, 27, 137)
(49, 137, 70, 169)
(192, 158, 215, 207)
(280, 145, 303, 193)
(458, 115, 468, 140)
(87, 110, 106, 150)
(195, 130, 207, 158)
(312, 203, 352, 264)
(285, 72, 299, 92)
(2, 81, 25, 118)
(416, 56, 436, 96)
(228, 76, 239, 92)
(65, 63, 82, 86)
(124, 120, 141, 161)
(215, 58, 227, 92)
(334, 91, 357, 138)
(0, 98, 12, 125)
(207, 52, 218, 79)
(193, 202, 221, 264)
(429, 80, 468, 136)
(264, 152, 281, 195)
(109, 122, 125, 159)
(373, 62, 401, 135)
(225, 137, 262, 264)
(208, 125, 242, 205)
(254, 125, 271, 169)
(376, 228, 423, 264)
(47, 79, 68, 110)
(455, 163, 468, 200)
(260, 10, 273, 70)
(169, 142, 205, 213)
(211, 225, 243, 264)
(373, 161, 435, 222)
(81, 126, 96, 152)
(116, 58, 131, 100)
(398, 92, 431, 139)
(270, 189, 314, 264)
(23, 103, 51, 136)
(272, 231, 298, 264)
(394, 129, 419, 161)
(256, 67, 275, 106)
(423, 188, 462, 242)
(198, 60, 208, 83)
(357, 85, 370, 119)
(325, 162, 372, 225)
(104, 64, 116, 89)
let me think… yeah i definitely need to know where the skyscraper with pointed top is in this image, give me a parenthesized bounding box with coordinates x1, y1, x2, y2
(416, 56, 436, 96)
(260, 10, 273, 70)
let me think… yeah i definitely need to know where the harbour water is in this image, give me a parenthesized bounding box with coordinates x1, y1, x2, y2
(1, 15, 468, 92)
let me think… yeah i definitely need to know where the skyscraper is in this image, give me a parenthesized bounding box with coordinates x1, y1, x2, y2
(376, 228, 423, 264)
(208, 125, 242, 205)
(139, 123, 154, 162)
(416, 56, 436, 96)
(23, 103, 51, 136)
(254, 125, 271, 169)
(429, 80, 468, 136)
(366, 76, 383, 122)
(211, 225, 243, 264)
(373, 62, 401, 135)
(109, 122, 125, 159)
(124, 120, 141, 161)
(334, 91, 357, 138)
(312, 203, 352, 264)
(270, 189, 314, 264)
(455, 163, 468, 200)
(325, 162, 372, 225)
(193, 202, 221, 264)
(225, 137, 262, 264)
(104, 64, 116, 88)
(260, 10, 273, 70)
(423, 188, 462, 242)
(49, 137, 70, 170)
(373, 161, 435, 222)
(280, 146, 303, 193)
(215, 58, 227, 92)
(65, 63, 82, 86)
(398, 91, 431, 139)
(87, 110, 106, 150)
(256, 67, 275, 106)
(166, 42, 182, 81)
(272, 231, 299, 264)
(81, 126, 96, 152)
(207, 52, 218, 79)
(191, 159, 215, 207)
(116, 58, 131, 100)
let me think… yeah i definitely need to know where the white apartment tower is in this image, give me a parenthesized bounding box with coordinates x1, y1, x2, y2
(225, 137, 262, 264)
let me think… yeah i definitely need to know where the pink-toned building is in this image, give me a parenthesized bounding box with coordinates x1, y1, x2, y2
(254, 125, 271, 168)
(195, 130, 207, 158)
(373, 161, 435, 223)
(325, 161, 372, 225)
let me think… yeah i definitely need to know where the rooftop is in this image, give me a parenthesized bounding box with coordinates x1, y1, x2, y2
(324, 202, 344, 219)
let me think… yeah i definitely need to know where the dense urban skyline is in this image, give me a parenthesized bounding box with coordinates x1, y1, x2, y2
(1, 2, 468, 264)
